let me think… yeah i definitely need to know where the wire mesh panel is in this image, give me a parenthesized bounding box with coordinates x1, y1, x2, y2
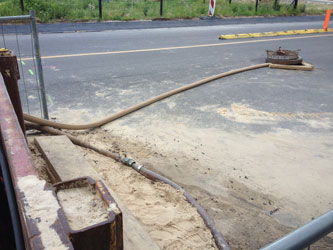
(0, 12, 48, 119)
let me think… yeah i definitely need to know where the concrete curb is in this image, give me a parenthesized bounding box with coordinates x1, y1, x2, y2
(219, 28, 333, 39)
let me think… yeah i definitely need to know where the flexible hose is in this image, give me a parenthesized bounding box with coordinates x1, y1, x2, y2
(24, 64, 272, 249)
(137, 166, 231, 250)
(24, 63, 269, 130)
(25, 122, 231, 250)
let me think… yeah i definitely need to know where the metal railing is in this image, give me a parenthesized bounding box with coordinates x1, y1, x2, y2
(261, 210, 333, 250)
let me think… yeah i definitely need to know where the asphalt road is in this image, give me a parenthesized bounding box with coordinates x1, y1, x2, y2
(1, 15, 326, 34)
(2, 18, 333, 248)
(2, 17, 331, 116)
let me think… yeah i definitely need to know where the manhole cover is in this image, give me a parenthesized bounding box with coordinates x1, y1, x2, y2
(266, 47, 303, 65)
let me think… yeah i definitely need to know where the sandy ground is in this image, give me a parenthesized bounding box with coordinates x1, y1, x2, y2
(76, 125, 333, 249)
(28, 96, 333, 249)
(31, 126, 333, 249)
(28, 136, 218, 250)
(36, 103, 333, 249)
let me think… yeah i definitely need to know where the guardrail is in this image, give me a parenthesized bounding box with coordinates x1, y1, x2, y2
(261, 210, 333, 250)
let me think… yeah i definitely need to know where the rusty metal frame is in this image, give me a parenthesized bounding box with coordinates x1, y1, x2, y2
(53, 176, 124, 250)
(0, 75, 72, 249)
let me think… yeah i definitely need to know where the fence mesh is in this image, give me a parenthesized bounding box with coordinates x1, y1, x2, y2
(1, 20, 45, 117)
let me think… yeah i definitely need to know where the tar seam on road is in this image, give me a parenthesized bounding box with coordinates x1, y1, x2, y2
(20, 33, 333, 61)
(219, 28, 333, 39)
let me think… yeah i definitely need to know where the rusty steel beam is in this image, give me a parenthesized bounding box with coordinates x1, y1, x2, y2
(53, 177, 123, 250)
(1, 74, 124, 250)
(0, 49, 26, 137)
(0, 74, 73, 250)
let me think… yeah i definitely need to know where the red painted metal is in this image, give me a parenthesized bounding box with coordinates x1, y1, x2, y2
(0, 50, 26, 137)
(0, 75, 73, 250)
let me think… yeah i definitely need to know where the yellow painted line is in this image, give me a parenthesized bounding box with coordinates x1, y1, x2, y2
(20, 33, 333, 61)
(219, 28, 333, 39)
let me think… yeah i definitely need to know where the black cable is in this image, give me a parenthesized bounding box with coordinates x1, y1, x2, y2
(0, 142, 25, 250)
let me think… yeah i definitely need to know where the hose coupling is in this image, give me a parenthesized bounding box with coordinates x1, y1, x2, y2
(121, 157, 136, 167)
(132, 164, 143, 173)
(121, 157, 144, 172)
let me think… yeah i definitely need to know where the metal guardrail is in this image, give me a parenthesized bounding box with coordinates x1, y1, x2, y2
(0, 10, 49, 120)
(261, 209, 333, 250)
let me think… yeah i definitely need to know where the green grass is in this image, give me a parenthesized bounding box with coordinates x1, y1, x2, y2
(0, 0, 329, 23)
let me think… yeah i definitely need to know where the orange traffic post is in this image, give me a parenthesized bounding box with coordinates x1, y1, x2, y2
(323, 9, 331, 31)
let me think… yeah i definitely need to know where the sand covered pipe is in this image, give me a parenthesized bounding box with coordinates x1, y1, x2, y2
(24, 63, 270, 130)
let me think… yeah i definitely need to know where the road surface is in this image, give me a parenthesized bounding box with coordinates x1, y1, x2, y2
(2, 16, 333, 249)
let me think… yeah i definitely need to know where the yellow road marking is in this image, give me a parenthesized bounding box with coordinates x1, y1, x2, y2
(219, 28, 333, 39)
(20, 33, 333, 61)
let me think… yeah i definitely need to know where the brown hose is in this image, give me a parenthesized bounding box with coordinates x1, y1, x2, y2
(25, 64, 271, 249)
(24, 63, 269, 130)
(138, 167, 231, 250)
(25, 122, 231, 250)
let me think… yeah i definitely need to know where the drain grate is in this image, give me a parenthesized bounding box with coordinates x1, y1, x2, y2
(266, 47, 303, 65)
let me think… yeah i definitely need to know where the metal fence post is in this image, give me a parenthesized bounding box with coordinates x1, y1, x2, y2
(160, 0, 163, 16)
(99, 0, 102, 20)
(20, 0, 24, 13)
(30, 10, 49, 120)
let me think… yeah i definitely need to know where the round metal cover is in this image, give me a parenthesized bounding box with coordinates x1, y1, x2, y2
(266, 47, 303, 65)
